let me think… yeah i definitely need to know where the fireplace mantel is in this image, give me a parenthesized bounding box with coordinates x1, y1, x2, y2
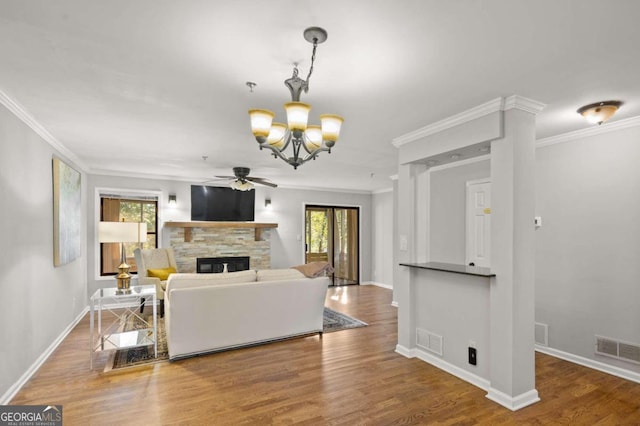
(164, 221, 278, 242)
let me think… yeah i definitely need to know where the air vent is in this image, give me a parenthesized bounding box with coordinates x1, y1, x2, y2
(619, 343, 640, 364)
(416, 328, 443, 356)
(595, 335, 640, 365)
(535, 322, 548, 346)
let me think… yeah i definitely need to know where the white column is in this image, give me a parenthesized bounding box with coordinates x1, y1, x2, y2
(487, 100, 541, 410)
(395, 162, 428, 353)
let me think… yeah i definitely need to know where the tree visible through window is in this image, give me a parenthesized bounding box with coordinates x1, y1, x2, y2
(100, 197, 157, 275)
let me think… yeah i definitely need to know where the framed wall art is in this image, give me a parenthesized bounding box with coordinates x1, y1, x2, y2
(53, 157, 81, 266)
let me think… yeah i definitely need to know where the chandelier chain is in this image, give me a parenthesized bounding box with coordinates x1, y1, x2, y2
(305, 39, 318, 88)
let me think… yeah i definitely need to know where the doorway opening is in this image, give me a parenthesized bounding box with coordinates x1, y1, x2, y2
(305, 205, 360, 286)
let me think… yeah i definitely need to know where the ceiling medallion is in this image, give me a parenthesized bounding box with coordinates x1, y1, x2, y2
(248, 27, 344, 170)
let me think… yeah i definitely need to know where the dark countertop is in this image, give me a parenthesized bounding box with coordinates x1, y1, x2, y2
(399, 261, 495, 277)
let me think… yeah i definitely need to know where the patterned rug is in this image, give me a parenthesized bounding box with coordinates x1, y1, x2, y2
(108, 307, 366, 371)
(322, 307, 368, 333)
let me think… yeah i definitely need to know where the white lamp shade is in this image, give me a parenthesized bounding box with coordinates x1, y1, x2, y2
(99, 221, 147, 243)
(320, 114, 344, 142)
(285, 102, 311, 132)
(267, 122, 287, 149)
(304, 125, 322, 150)
(249, 109, 275, 138)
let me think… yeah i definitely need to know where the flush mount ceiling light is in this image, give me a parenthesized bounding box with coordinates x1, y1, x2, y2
(577, 101, 622, 125)
(248, 27, 344, 170)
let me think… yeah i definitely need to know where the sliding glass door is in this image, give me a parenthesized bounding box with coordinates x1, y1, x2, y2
(305, 205, 359, 285)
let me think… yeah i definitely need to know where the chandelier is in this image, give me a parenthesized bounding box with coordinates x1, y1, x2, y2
(248, 27, 344, 170)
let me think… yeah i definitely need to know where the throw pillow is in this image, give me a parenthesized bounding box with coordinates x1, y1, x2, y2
(147, 267, 177, 281)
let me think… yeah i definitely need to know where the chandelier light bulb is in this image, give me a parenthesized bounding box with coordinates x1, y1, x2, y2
(285, 102, 311, 132)
(249, 109, 275, 139)
(266, 123, 287, 148)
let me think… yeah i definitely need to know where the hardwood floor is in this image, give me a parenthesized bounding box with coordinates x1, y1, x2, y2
(10, 285, 640, 425)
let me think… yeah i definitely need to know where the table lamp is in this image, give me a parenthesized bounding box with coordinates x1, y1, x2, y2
(99, 220, 147, 293)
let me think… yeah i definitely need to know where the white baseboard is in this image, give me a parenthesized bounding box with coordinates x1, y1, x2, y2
(486, 388, 540, 411)
(397, 344, 541, 411)
(395, 345, 491, 391)
(536, 345, 640, 384)
(0, 307, 88, 405)
(395, 344, 414, 358)
(361, 281, 393, 290)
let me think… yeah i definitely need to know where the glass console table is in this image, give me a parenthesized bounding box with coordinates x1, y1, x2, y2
(89, 285, 157, 369)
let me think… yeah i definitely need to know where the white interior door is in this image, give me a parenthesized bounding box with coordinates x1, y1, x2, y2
(466, 179, 491, 268)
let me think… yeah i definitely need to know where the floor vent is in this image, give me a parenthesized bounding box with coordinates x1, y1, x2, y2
(416, 328, 443, 356)
(595, 335, 640, 365)
(535, 322, 548, 346)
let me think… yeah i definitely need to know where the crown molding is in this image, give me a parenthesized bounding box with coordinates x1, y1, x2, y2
(392, 98, 504, 148)
(392, 96, 547, 149)
(536, 115, 640, 148)
(0, 89, 87, 171)
(372, 187, 393, 194)
(503, 95, 546, 114)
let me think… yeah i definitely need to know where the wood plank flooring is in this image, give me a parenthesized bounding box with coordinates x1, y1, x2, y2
(10, 285, 640, 425)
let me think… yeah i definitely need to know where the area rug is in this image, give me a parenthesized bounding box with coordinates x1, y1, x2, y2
(105, 313, 168, 371)
(322, 307, 368, 333)
(108, 307, 367, 371)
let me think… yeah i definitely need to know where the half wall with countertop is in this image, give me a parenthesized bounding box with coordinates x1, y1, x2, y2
(393, 97, 545, 411)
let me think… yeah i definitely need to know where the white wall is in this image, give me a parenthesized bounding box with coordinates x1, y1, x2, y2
(0, 104, 87, 403)
(535, 125, 640, 374)
(372, 190, 394, 287)
(86, 175, 373, 295)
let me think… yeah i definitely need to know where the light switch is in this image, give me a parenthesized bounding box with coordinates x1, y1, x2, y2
(399, 235, 408, 251)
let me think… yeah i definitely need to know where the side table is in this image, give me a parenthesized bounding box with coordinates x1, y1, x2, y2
(89, 285, 157, 369)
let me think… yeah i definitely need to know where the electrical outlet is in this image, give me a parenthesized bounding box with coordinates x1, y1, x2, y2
(468, 347, 477, 365)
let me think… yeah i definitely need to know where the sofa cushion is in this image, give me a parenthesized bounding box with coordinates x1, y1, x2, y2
(256, 268, 306, 281)
(147, 267, 177, 281)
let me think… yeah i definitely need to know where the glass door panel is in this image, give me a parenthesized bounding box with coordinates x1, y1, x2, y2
(305, 205, 359, 285)
(333, 208, 359, 285)
(305, 207, 331, 263)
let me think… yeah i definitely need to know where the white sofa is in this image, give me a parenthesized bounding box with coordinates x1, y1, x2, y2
(165, 269, 330, 360)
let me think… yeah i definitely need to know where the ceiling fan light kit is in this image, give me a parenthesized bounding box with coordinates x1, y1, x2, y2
(577, 100, 622, 125)
(248, 27, 344, 170)
(214, 167, 278, 191)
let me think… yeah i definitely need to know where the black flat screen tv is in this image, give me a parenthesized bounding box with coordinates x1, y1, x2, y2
(191, 185, 255, 221)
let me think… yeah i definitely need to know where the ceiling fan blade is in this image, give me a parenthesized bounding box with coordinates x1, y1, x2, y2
(214, 175, 236, 179)
(246, 177, 278, 188)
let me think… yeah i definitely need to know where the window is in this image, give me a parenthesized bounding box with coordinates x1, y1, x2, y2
(100, 196, 158, 276)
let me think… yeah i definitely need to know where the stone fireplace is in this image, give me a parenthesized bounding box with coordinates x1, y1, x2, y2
(166, 222, 276, 273)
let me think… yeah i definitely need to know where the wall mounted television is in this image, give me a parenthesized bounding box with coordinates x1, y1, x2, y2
(191, 185, 255, 222)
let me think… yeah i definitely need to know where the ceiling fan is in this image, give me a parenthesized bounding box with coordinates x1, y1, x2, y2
(211, 167, 277, 191)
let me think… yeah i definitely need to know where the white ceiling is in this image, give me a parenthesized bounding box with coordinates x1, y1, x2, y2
(1, 0, 639, 192)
